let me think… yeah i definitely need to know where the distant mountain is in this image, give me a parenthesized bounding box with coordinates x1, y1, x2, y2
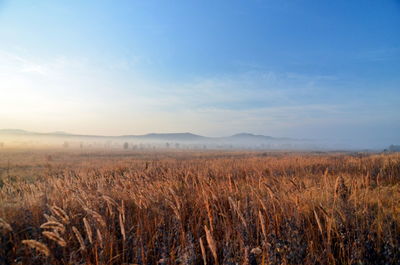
(121, 132, 206, 141)
(229, 133, 274, 140)
(0, 129, 33, 135)
(48, 131, 71, 135)
(0, 129, 304, 147)
(0, 129, 101, 138)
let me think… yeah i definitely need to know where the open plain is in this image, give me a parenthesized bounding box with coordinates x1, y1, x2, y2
(0, 149, 399, 264)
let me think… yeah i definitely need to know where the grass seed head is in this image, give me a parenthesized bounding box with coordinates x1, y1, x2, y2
(42, 231, 66, 247)
(22, 240, 50, 257)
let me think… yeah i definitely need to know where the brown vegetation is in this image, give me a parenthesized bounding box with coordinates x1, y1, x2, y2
(0, 150, 400, 264)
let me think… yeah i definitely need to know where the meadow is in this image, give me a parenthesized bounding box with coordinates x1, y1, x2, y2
(0, 149, 399, 264)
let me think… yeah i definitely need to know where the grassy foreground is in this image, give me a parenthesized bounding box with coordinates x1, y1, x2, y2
(0, 150, 400, 264)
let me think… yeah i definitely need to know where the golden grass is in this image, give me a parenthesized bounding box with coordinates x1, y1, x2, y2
(0, 150, 399, 264)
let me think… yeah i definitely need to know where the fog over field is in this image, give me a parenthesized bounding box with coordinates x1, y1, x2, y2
(0, 128, 392, 151)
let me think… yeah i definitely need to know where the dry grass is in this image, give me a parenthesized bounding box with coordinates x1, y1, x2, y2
(0, 150, 400, 264)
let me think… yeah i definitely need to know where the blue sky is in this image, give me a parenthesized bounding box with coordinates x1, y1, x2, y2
(0, 0, 399, 147)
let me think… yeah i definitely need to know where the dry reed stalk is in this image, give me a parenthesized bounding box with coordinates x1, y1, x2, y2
(103, 195, 117, 217)
(43, 214, 58, 222)
(334, 176, 349, 203)
(288, 178, 300, 192)
(169, 188, 182, 213)
(0, 217, 12, 232)
(119, 213, 126, 241)
(75, 196, 87, 209)
(40, 221, 65, 233)
(228, 173, 233, 192)
(204, 225, 218, 265)
(50, 205, 70, 224)
(376, 171, 381, 186)
(105, 200, 114, 217)
(102, 195, 117, 206)
(42, 231, 66, 247)
(83, 217, 93, 244)
(168, 199, 181, 221)
(204, 197, 214, 233)
(318, 204, 329, 218)
(118, 200, 126, 224)
(254, 190, 268, 214)
(228, 197, 247, 227)
(264, 184, 277, 211)
(22, 240, 50, 257)
(314, 210, 323, 236)
(243, 247, 250, 265)
(199, 237, 207, 265)
(258, 210, 267, 239)
(96, 228, 103, 248)
(207, 186, 218, 201)
(85, 208, 106, 227)
(72, 226, 86, 251)
(323, 168, 329, 192)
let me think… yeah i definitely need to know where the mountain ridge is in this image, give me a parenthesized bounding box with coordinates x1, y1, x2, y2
(0, 129, 295, 141)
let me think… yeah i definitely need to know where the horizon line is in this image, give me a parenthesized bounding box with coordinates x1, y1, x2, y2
(0, 128, 285, 139)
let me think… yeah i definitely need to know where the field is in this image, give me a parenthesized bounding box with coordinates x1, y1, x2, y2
(0, 149, 400, 264)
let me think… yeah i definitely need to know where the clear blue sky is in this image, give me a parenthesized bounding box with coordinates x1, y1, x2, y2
(0, 0, 399, 147)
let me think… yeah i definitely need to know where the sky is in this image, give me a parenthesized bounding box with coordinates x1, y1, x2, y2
(0, 0, 399, 147)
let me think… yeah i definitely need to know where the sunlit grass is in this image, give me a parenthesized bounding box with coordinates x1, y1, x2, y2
(0, 151, 399, 264)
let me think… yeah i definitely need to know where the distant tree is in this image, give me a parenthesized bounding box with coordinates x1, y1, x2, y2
(175, 143, 180, 149)
(389, 145, 400, 152)
(123, 142, 129, 150)
(165, 142, 170, 148)
(46, 155, 53, 162)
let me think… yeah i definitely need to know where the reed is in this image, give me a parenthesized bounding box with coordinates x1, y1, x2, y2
(22, 240, 50, 257)
(72, 226, 86, 251)
(0, 150, 399, 264)
(42, 231, 66, 247)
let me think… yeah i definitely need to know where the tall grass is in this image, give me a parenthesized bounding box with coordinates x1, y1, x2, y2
(0, 152, 399, 264)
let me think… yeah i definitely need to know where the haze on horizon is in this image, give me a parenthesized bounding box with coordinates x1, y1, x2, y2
(0, 0, 399, 149)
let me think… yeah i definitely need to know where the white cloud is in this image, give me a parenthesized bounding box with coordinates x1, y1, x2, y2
(0, 51, 49, 75)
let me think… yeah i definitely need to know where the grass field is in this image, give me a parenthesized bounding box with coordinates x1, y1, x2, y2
(0, 150, 399, 264)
